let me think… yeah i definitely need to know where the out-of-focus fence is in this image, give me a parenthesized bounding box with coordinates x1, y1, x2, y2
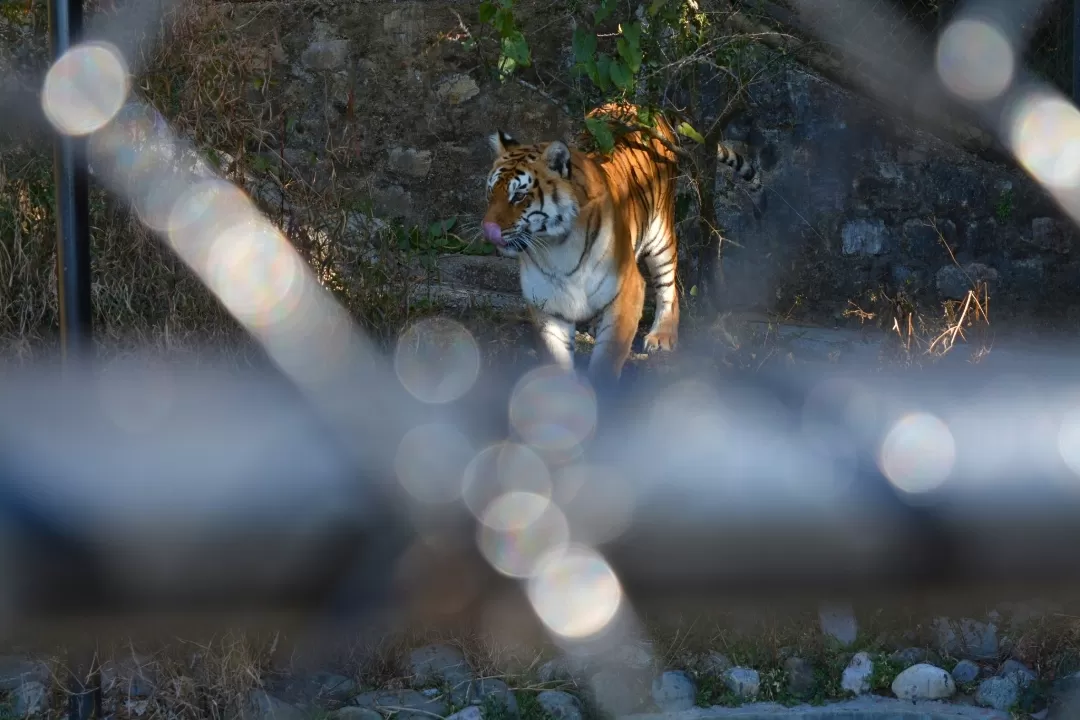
(737, 0, 1076, 133)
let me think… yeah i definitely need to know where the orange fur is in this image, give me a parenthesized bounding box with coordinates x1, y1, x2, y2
(481, 102, 758, 383)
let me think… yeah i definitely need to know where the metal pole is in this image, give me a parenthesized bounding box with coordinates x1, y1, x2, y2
(1073, 0, 1080, 104)
(47, 0, 97, 715)
(48, 0, 94, 364)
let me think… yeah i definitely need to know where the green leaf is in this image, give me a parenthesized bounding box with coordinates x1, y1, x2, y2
(585, 116, 616, 154)
(594, 0, 614, 23)
(689, 284, 698, 297)
(677, 121, 705, 144)
(594, 53, 613, 91)
(617, 22, 643, 73)
(647, 0, 668, 16)
(493, 7, 515, 36)
(478, 1, 496, 24)
(572, 27, 597, 64)
(609, 59, 634, 91)
(501, 31, 531, 67)
(616, 38, 643, 75)
(636, 106, 655, 128)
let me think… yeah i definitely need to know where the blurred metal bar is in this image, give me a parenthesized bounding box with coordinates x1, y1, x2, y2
(48, 0, 94, 365)
(1074, 0, 1080, 103)
(47, 0, 97, 714)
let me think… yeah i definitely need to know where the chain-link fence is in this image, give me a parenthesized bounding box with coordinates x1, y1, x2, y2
(740, 0, 1075, 102)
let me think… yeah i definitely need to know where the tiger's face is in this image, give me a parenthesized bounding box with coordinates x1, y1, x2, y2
(482, 131, 579, 258)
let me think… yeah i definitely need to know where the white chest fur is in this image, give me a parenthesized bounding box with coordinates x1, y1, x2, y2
(518, 225, 619, 323)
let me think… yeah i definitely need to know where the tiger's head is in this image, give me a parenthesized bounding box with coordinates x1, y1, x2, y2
(481, 130, 580, 258)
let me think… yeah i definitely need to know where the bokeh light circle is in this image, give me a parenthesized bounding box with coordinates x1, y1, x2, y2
(1010, 92, 1080, 190)
(935, 18, 1014, 102)
(477, 492, 570, 578)
(509, 365, 598, 462)
(42, 42, 130, 136)
(526, 545, 623, 639)
(205, 219, 304, 329)
(461, 442, 552, 520)
(394, 317, 480, 404)
(394, 423, 475, 504)
(878, 412, 956, 495)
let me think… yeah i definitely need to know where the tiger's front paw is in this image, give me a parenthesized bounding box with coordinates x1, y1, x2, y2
(643, 329, 677, 353)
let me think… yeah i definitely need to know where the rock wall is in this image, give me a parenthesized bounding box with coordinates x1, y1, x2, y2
(715, 61, 1080, 325)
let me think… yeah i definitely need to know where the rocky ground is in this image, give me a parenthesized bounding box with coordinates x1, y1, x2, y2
(3, 603, 1080, 720)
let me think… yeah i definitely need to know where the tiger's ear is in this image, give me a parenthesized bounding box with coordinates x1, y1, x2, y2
(545, 141, 571, 178)
(489, 130, 519, 155)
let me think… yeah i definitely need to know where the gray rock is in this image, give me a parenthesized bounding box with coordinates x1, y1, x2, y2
(301, 38, 350, 71)
(331, 709, 383, 720)
(455, 677, 518, 715)
(351, 689, 449, 718)
(841, 218, 889, 256)
(976, 675, 1020, 711)
(12, 680, 47, 717)
(891, 663, 956, 701)
(409, 644, 473, 688)
(388, 147, 433, 179)
(935, 264, 999, 301)
(435, 255, 519, 294)
(589, 668, 647, 716)
(1031, 217, 1069, 253)
(536, 690, 582, 720)
(932, 617, 999, 660)
(0, 656, 50, 691)
(371, 184, 413, 219)
(614, 643, 656, 670)
(244, 690, 306, 720)
(951, 659, 980, 684)
(890, 648, 940, 668)
(436, 74, 480, 105)
(536, 656, 588, 684)
(307, 672, 358, 702)
(701, 652, 733, 677)
(783, 656, 815, 697)
(651, 671, 696, 712)
(723, 667, 760, 700)
(1001, 659, 1036, 689)
(446, 708, 483, 720)
(841, 652, 873, 695)
(818, 602, 858, 646)
(901, 218, 943, 254)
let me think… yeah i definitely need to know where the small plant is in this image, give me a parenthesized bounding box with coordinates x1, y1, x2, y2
(994, 187, 1013, 222)
(478, 0, 531, 79)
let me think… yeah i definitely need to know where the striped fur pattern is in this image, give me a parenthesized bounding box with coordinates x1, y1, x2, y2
(481, 102, 760, 383)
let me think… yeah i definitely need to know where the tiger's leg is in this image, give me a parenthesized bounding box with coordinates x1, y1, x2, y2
(530, 308, 577, 371)
(641, 217, 680, 352)
(588, 266, 646, 383)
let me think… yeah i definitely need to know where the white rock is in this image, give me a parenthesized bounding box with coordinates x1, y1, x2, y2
(723, 667, 760, 699)
(891, 663, 957, 701)
(819, 602, 858, 646)
(841, 652, 873, 695)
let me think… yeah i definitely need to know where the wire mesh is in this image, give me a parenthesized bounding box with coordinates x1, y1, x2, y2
(739, 0, 1075, 100)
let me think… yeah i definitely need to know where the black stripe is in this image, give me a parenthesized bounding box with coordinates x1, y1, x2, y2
(569, 208, 601, 276)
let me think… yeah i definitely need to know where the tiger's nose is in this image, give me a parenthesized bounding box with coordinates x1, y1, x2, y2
(482, 221, 504, 246)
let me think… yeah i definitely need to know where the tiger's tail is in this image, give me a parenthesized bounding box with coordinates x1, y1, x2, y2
(716, 142, 761, 190)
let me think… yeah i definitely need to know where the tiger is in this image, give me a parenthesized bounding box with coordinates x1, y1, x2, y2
(481, 101, 761, 385)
